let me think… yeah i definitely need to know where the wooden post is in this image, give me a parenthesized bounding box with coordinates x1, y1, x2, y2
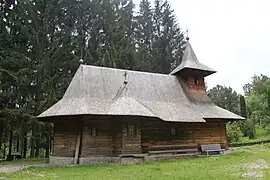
(74, 130, 82, 164)
(224, 122, 229, 150)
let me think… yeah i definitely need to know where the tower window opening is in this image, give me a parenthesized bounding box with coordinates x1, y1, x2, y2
(194, 78, 199, 85)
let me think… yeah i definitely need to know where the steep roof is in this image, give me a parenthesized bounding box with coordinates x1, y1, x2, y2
(38, 65, 244, 122)
(170, 41, 216, 76)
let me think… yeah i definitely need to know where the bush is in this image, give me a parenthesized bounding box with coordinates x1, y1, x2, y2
(227, 122, 243, 143)
(264, 116, 270, 127)
(265, 124, 270, 134)
(243, 118, 256, 139)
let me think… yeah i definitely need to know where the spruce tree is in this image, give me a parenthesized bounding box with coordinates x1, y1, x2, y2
(152, 0, 185, 73)
(240, 95, 247, 118)
(267, 90, 270, 115)
(0, 0, 187, 158)
(239, 95, 249, 137)
(134, 0, 153, 71)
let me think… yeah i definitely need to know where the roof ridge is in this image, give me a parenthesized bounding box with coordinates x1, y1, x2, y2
(80, 64, 173, 77)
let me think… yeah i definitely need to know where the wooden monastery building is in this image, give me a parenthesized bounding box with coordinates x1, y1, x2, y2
(38, 40, 244, 165)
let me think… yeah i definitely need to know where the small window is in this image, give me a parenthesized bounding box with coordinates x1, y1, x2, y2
(123, 124, 136, 136)
(194, 78, 199, 85)
(128, 124, 135, 136)
(89, 127, 97, 136)
(170, 127, 177, 136)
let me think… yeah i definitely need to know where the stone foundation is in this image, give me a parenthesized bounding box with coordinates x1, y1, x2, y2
(120, 156, 144, 164)
(49, 155, 146, 165)
(79, 157, 120, 164)
(49, 153, 199, 165)
(49, 156, 74, 166)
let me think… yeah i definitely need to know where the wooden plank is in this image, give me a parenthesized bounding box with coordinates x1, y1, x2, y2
(74, 130, 81, 164)
(141, 119, 227, 151)
(122, 119, 142, 154)
(149, 144, 197, 150)
(149, 149, 198, 154)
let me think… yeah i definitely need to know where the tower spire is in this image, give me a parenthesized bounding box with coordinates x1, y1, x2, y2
(169, 32, 216, 77)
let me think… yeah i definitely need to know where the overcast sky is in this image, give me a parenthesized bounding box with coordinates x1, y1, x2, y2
(133, 0, 270, 94)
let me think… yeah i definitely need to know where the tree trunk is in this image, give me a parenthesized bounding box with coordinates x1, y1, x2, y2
(8, 129, 13, 156)
(30, 123, 36, 158)
(3, 142, 6, 158)
(0, 120, 4, 153)
(35, 140, 40, 157)
(0, 137, 2, 156)
(16, 137, 19, 152)
(20, 130, 25, 158)
(20, 136, 24, 157)
(23, 135, 27, 158)
(50, 124, 54, 154)
(45, 133, 50, 158)
(35, 123, 40, 157)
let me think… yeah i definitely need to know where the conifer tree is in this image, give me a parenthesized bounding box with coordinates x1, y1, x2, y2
(134, 0, 153, 71)
(240, 95, 247, 118)
(152, 0, 185, 73)
(0, 0, 186, 158)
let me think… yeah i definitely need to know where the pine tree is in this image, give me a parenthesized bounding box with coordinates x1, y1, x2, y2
(0, 0, 186, 158)
(267, 90, 270, 115)
(1, 0, 76, 158)
(240, 95, 247, 118)
(239, 95, 248, 136)
(152, 0, 185, 73)
(134, 0, 153, 71)
(0, 0, 34, 158)
(116, 0, 136, 69)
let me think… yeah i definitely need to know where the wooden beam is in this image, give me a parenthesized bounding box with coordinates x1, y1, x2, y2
(74, 130, 82, 164)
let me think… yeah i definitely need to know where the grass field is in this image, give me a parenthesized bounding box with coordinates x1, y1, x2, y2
(238, 125, 270, 143)
(1, 144, 270, 180)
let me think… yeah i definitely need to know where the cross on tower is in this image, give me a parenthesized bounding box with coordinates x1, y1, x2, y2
(124, 71, 128, 85)
(186, 28, 190, 41)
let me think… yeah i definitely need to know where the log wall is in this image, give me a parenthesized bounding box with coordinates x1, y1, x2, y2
(52, 116, 228, 158)
(121, 119, 141, 154)
(141, 119, 228, 150)
(80, 116, 141, 156)
(80, 119, 113, 156)
(52, 119, 81, 157)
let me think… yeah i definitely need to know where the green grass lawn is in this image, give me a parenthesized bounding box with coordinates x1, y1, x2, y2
(238, 125, 270, 143)
(1, 144, 270, 180)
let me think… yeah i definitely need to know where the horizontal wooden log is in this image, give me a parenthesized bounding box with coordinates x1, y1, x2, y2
(149, 149, 198, 155)
(149, 144, 197, 150)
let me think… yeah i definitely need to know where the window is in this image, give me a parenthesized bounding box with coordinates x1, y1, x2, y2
(170, 127, 177, 136)
(123, 124, 136, 136)
(89, 127, 97, 136)
(194, 78, 199, 85)
(128, 124, 135, 136)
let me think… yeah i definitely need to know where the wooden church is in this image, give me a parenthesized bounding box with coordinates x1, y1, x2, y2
(38, 40, 244, 165)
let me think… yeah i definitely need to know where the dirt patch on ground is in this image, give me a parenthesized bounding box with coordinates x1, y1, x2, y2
(0, 163, 48, 173)
(238, 159, 269, 178)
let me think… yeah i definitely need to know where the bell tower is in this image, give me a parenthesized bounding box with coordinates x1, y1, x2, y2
(170, 37, 216, 91)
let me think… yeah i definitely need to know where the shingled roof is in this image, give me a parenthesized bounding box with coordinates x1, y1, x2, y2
(38, 65, 244, 122)
(170, 41, 216, 76)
